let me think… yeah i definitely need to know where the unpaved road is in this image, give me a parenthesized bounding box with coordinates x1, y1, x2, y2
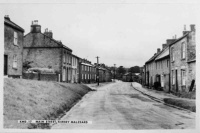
(52, 81, 195, 129)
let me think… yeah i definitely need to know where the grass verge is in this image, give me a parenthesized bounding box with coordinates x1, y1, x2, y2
(4, 78, 92, 129)
(163, 98, 196, 112)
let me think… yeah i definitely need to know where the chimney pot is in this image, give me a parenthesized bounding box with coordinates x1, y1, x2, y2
(190, 24, 195, 32)
(157, 48, 161, 53)
(184, 25, 186, 31)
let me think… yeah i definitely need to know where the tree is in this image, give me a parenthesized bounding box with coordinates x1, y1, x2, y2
(117, 66, 126, 79)
(128, 66, 140, 73)
(117, 66, 126, 75)
(23, 61, 33, 72)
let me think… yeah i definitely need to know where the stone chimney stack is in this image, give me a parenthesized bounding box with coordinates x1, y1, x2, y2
(190, 24, 195, 32)
(30, 20, 41, 33)
(4, 15, 10, 21)
(157, 48, 161, 53)
(44, 28, 53, 38)
(166, 39, 176, 45)
(162, 44, 167, 49)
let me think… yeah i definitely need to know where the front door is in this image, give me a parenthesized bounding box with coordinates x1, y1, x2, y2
(175, 69, 178, 92)
(4, 55, 8, 75)
(62, 68, 66, 82)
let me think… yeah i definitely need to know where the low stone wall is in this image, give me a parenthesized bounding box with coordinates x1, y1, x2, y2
(22, 73, 58, 82)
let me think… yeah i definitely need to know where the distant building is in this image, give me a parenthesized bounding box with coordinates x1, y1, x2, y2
(169, 25, 196, 92)
(104, 67, 112, 82)
(141, 66, 145, 85)
(23, 20, 72, 82)
(79, 59, 96, 83)
(4, 15, 24, 78)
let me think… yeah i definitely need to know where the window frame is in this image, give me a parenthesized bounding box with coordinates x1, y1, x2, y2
(181, 42, 186, 59)
(12, 54, 17, 69)
(14, 31, 18, 46)
(171, 47, 174, 62)
(181, 69, 186, 86)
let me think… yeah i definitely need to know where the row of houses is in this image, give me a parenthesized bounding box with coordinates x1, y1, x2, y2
(141, 24, 196, 93)
(4, 16, 112, 83)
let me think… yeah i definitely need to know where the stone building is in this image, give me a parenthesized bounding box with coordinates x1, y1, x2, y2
(169, 25, 196, 92)
(71, 54, 80, 83)
(154, 45, 170, 92)
(79, 59, 96, 83)
(144, 39, 175, 89)
(104, 67, 112, 82)
(4, 15, 24, 78)
(145, 49, 161, 88)
(98, 66, 106, 82)
(23, 20, 73, 82)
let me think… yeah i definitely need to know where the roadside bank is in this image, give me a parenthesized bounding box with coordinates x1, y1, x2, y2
(4, 78, 92, 129)
(131, 82, 195, 112)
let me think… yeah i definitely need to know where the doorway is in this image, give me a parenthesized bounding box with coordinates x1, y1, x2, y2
(4, 55, 8, 75)
(175, 69, 178, 92)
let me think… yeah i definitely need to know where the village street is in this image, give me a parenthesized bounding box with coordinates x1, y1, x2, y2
(52, 81, 195, 129)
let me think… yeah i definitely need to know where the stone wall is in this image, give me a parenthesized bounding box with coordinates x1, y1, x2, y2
(22, 73, 58, 81)
(23, 48, 62, 73)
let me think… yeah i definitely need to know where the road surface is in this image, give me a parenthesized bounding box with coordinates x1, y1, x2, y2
(52, 81, 195, 129)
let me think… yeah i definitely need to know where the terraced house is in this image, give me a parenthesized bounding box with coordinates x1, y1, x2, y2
(23, 20, 73, 82)
(79, 59, 96, 83)
(4, 15, 24, 78)
(145, 48, 161, 88)
(153, 39, 176, 92)
(169, 25, 196, 93)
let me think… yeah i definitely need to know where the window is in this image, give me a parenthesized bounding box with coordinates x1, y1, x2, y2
(13, 55, 17, 69)
(171, 47, 174, 61)
(161, 75, 164, 87)
(181, 42, 186, 59)
(14, 31, 18, 45)
(63, 52, 66, 63)
(88, 74, 89, 79)
(82, 74, 83, 79)
(167, 60, 169, 67)
(172, 70, 175, 85)
(85, 74, 87, 79)
(181, 70, 186, 86)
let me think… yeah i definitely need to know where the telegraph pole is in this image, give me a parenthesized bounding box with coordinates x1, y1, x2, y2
(114, 64, 116, 82)
(96, 56, 100, 86)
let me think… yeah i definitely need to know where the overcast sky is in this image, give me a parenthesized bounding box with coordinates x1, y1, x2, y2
(1, 1, 199, 68)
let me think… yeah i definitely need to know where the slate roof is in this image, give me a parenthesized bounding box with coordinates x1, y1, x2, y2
(41, 33, 72, 52)
(169, 32, 190, 47)
(4, 17, 24, 32)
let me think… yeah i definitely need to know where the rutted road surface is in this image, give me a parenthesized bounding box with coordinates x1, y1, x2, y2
(52, 81, 195, 129)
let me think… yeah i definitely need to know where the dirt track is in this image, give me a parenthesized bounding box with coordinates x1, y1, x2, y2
(52, 81, 195, 129)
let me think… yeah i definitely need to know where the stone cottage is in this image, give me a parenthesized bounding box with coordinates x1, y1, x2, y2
(169, 25, 196, 92)
(4, 15, 24, 78)
(23, 20, 73, 82)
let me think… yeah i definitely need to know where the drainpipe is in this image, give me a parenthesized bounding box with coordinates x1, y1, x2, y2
(169, 48, 171, 93)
